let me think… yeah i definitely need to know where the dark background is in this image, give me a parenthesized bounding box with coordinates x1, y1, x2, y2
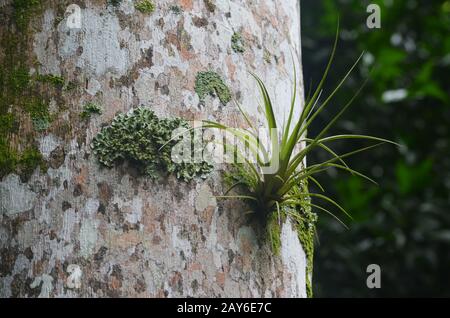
(301, 0, 450, 297)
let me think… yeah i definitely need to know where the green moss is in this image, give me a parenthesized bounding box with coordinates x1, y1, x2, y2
(170, 5, 182, 15)
(0, 139, 44, 181)
(12, 0, 41, 31)
(0, 138, 18, 178)
(80, 102, 102, 119)
(265, 181, 317, 298)
(135, 0, 155, 14)
(17, 146, 45, 180)
(0, 0, 47, 180)
(195, 71, 232, 105)
(92, 107, 213, 182)
(267, 211, 283, 255)
(36, 74, 65, 87)
(8, 65, 31, 95)
(296, 206, 316, 298)
(294, 181, 317, 298)
(63, 81, 78, 91)
(24, 99, 51, 131)
(0, 114, 17, 135)
(231, 32, 246, 53)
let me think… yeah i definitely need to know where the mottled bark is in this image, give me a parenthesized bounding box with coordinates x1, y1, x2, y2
(0, 0, 306, 297)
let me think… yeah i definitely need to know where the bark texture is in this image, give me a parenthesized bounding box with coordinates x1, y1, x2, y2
(0, 0, 306, 297)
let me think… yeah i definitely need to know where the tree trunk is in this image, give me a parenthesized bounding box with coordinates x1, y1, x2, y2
(0, 0, 307, 297)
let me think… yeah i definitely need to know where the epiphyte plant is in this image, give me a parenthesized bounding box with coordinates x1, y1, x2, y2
(202, 25, 398, 234)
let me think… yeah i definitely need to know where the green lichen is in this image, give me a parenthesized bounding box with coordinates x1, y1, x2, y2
(135, 0, 155, 14)
(195, 71, 231, 105)
(80, 102, 102, 119)
(31, 116, 51, 131)
(170, 5, 182, 15)
(231, 32, 246, 53)
(92, 107, 213, 182)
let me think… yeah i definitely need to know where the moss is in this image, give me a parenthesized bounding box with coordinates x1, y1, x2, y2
(12, 0, 41, 31)
(204, 0, 216, 12)
(92, 107, 213, 182)
(24, 99, 51, 131)
(0, 0, 47, 179)
(296, 205, 316, 298)
(63, 81, 78, 91)
(294, 180, 317, 298)
(8, 65, 31, 95)
(17, 146, 45, 180)
(170, 5, 182, 15)
(80, 102, 102, 119)
(195, 71, 232, 105)
(231, 32, 245, 53)
(135, 0, 155, 14)
(267, 211, 283, 255)
(36, 74, 65, 87)
(0, 138, 18, 178)
(266, 181, 317, 298)
(0, 114, 17, 135)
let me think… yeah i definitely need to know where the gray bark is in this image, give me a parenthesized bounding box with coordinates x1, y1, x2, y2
(0, 0, 306, 297)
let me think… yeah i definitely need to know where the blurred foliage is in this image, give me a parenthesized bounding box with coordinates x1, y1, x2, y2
(302, 0, 450, 297)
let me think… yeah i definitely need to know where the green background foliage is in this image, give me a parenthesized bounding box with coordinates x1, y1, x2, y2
(302, 0, 450, 297)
